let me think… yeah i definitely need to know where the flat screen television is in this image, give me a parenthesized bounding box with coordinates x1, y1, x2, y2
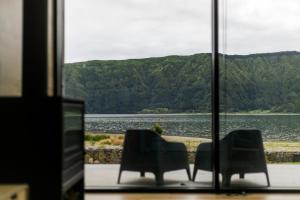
(62, 100, 84, 199)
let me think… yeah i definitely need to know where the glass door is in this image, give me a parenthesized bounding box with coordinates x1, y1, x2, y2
(219, 0, 300, 189)
(64, 0, 213, 190)
(63, 0, 300, 192)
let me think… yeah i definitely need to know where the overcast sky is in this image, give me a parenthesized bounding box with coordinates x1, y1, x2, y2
(65, 0, 300, 63)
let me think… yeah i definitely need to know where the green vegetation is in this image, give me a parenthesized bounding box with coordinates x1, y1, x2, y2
(152, 123, 163, 135)
(264, 141, 300, 151)
(84, 133, 300, 153)
(64, 51, 300, 114)
(84, 134, 109, 142)
(85, 133, 123, 146)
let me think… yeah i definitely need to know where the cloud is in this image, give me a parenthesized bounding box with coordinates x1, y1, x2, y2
(65, 0, 300, 62)
(65, 0, 211, 62)
(222, 0, 300, 54)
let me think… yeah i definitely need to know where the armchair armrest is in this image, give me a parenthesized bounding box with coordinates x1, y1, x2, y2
(231, 147, 260, 152)
(160, 141, 189, 171)
(164, 141, 187, 152)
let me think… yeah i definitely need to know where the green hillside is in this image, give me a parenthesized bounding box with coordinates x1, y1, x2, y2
(64, 51, 300, 114)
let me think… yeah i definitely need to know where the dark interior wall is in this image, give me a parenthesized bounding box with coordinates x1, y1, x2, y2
(0, 99, 28, 182)
(0, 98, 61, 197)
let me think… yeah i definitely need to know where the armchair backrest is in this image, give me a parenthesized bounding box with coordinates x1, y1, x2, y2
(121, 129, 163, 166)
(221, 129, 266, 170)
(227, 129, 262, 150)
(124, 129, 163, 151)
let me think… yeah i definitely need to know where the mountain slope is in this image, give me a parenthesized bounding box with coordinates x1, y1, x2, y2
(64, 51, 300, 113)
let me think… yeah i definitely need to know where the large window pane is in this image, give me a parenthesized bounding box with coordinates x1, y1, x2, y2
(220, 0, 300, 189)
(65, 0, 212, 189)
(0, 0, 22, 96)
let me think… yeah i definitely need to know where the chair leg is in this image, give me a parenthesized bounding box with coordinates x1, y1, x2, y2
(117, 169, 122, 184)
(140, 171, 145, 177)
(186, 166, 192, 181)
(222, 173, 231, 188)
(192, 169, 198, 181)
(155, 172, 164, 185)
(239, 173, 245, 179)
(265, 171, 271, 187)
(192, 161, 198, 181)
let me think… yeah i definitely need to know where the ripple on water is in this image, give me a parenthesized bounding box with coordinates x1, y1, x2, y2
(85, 114, 300, 141)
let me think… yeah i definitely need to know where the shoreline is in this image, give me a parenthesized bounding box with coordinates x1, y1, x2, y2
(85, 113, 300, 117)
(85, 131, 300, 143)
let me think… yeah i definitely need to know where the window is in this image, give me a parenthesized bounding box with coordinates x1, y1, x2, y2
(63, 0, 300, 192)
(65, 0, 212, 189)
(220, 0, 300, 189)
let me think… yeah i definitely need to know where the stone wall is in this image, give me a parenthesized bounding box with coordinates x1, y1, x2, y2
(265, 151, 300, 163)
(85, 146, 123, 164)
(85, 147, 300, 164)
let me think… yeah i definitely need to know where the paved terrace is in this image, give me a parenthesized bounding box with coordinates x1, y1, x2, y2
(85, 164, 300, 189)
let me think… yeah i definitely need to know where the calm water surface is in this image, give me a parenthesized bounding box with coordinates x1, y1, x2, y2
(85, 114, 300, 141)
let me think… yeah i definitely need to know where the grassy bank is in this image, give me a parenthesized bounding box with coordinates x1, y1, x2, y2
(84, 132, 300, 152)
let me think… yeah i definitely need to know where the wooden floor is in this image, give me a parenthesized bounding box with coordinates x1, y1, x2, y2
(85, 193, 300, 200)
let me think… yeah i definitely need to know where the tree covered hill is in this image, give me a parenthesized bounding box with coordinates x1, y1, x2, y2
(64, 51, 300, 114)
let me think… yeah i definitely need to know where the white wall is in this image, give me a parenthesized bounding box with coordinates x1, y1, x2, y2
(0, 0, 22, 96)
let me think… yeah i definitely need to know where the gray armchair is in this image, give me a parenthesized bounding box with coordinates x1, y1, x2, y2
(193, 129, 270, 187)
(118, 129, 191, 185)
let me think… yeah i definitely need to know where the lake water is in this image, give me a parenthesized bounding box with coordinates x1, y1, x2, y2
(85, 114, 300, 141)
